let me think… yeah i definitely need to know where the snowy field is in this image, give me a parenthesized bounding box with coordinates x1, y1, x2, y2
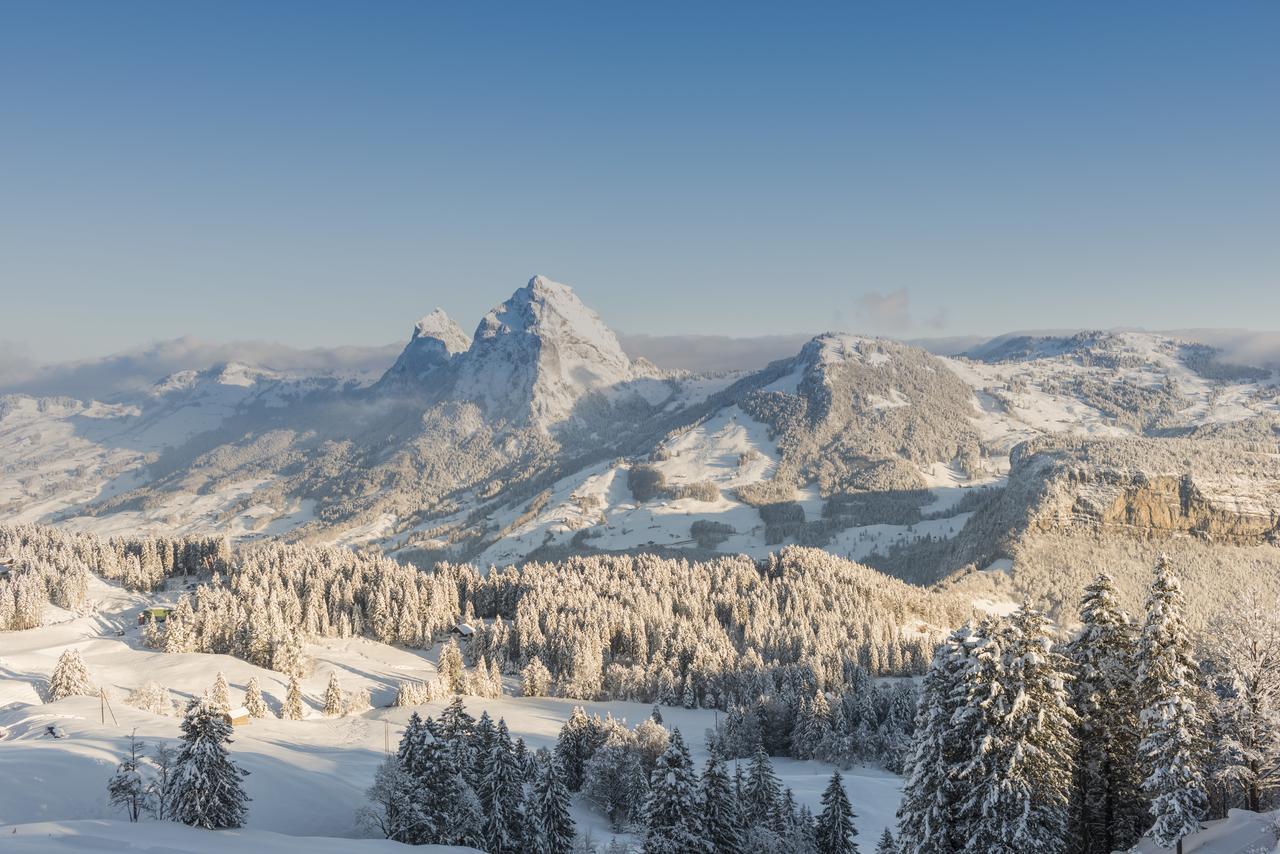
(0, 576, 903, 850)
(0, 820, 473, 853)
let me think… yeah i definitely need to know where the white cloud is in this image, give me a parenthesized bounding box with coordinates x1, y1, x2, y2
(0, 336, 402, 400)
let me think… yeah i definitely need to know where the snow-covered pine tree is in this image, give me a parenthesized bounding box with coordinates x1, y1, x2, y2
(447, 772, 486, 849)
(473, 710, 497, 784)
(642, 728, 704, 854)
(391, 712, 434, 843)
(165, 698, 250, 829)
(1068, 573, 1144, 853)
(556, 705, 595, 791)
(583, 730, 646, 831)
(634, 716, 670, 776)
(48, 647, 94, 700)
(795, 691, 833, 760)
(874, 827, 896, 854)
(284, 674, 304, 720)
(1137, 556, 1208, 853)
(815, 770, 857, 854)
(481, 719, 527, 853)
(699, 751, 740, 854)
(527, 759, 576, 854)
(957, 608, 1076, 854)
(794, 803, 820, 854)
(522, 655, 553, 697)
(107, 732, 148, 822)
(322, 672, 344, 717)
(162, 597, 194, 654)
(244, 676, 269, 718)
(142, 614, 164, 649)
(896, 627, 971, 854)
(744, 746, 783, 833)
(439, 637, 465, 694)
(209, 671, 231, 715)
(1206, 591, 1280, 813)
(440, 695, 477, 777)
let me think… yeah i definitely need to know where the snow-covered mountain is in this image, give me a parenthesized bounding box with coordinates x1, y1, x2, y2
(375, 308, 471, 388)
(450, 276, 663, 427)
(2, 276, 1278, 603)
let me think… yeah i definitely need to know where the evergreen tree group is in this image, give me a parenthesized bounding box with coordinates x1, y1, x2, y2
(897, 557, 1232, 854)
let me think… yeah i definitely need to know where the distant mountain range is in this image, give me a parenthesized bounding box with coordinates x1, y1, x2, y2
(3, 275, 1279, 620)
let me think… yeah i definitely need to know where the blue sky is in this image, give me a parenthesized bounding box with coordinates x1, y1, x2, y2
(2, 2, 1278, 362)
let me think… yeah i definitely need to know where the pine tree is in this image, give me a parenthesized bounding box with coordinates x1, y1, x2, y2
(481, 719, 527, 853)
(1137, 556, 1208, 853)
(958, 608, 1076, 854)
(209, 671, 232, 714)
(815, 771, 857, 854)
(1068, 573, 1144, 853)
(48, 647, 94, 700)
(439, 637, 465, 693)
(447, 772, 486, 848)
(244, 676, 270, 718)
(874, 828, 896, 854)
(699, 752, 740, 854)
(527, 759, 576, 854)
(162, 597, 194, 654)
(522, 656, 553, 697)
(642, 728, 704, 854)
(166, 698, 250, 828)
(1206, 591, 1280, 813)
(323, 671, 344, 716)
(391, 712, 436, 843)
(107, 732, 148, 822)
(744, 746, 782, 832)
(556, 705, 594, 791)
(283, 674, 304, 720)
(473, 710, 497, 784)
(583, 730, 647, 830)
(896, 626, 970, 854)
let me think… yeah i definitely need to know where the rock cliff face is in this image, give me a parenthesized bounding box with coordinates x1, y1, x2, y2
(1016, 438, 1280, 544)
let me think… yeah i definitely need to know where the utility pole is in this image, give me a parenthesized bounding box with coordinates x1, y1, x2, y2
(100, 688, 118, 727)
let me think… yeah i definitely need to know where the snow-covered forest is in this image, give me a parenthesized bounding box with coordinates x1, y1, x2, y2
(4, 519, 1279, 851)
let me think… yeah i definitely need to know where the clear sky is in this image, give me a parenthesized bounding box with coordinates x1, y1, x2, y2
(2, 1, 1278, 362)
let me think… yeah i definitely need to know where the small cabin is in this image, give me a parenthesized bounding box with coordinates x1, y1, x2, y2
(224, 707, 251, 727)
(138, 607, 173, 626)
(451, 622, 475, 638)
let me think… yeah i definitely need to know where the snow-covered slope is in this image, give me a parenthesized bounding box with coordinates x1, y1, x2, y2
(0, 822, 466, 853)
(0, 577, 904, 849)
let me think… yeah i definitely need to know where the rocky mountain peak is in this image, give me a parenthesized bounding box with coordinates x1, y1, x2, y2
(456, 276, 647, 425)
(378, 308, 469, 387)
